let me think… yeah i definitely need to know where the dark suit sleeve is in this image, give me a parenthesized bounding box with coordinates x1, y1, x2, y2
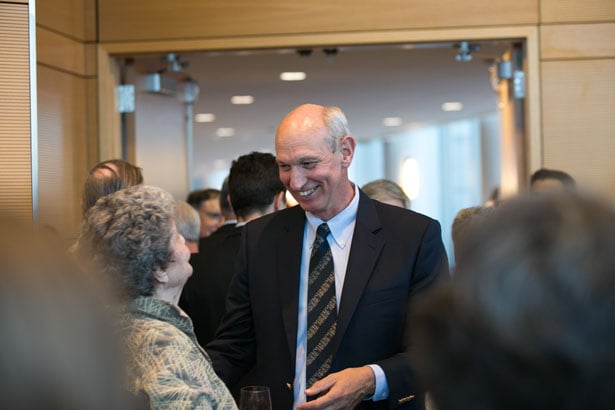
(378, 219, 449, 409)
(205, 229, 256, 385)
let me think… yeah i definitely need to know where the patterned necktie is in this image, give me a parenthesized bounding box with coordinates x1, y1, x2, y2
(306, 223, 337, 389)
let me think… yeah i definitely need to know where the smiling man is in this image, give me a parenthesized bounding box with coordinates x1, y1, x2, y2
(206, 104, 449, 410)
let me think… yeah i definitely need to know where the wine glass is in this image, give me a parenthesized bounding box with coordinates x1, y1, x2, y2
(239, 386, 272, 410)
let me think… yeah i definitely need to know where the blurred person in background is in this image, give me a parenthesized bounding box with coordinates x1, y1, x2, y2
(362, 178, 409, 209)
(76, 185, 237, 409)
(175, 199, 201, 254)
(187, 188, 224, 238)
(412, 190, 615, 410)
(81, 159, 143, 217)
(0, 215, 138, 410)
(530, 168, 575, 193)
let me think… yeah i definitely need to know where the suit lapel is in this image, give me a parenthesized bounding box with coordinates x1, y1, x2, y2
(334, 192, 384, 353)
(277, 206, 306, 359)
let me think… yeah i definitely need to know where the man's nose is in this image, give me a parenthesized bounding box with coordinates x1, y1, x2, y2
(288, 167, 306, 191)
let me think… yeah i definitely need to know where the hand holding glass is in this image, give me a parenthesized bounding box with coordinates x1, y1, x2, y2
(239, 386, 272, 410)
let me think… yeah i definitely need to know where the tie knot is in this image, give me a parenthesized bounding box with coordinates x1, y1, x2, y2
(316, 223, 330, 239)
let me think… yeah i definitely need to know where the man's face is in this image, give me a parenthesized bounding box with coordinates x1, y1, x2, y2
(197, 197, 222, 238)
(275, 108, 354, 221)
(531, 178, 565, 193)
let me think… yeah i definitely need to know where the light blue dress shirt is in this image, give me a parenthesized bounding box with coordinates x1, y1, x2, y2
(293, 184, 389, 407)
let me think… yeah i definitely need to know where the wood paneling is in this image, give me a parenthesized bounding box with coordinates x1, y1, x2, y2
(541, 59, 615, 198)
(98, 0, 538, 43)
(541, 0, 615, 24)
(37, 0, 96, 41)
(541, 23, 615, 60)
(37, 26, 87, 75)
(0, 3, 32, 221)
(37, 65, 89, 238)
(97, 46, 122, 160)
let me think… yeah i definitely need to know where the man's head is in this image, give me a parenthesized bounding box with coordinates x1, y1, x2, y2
(275, 104, 356, 221)
(186, 189, 223, 238)
(219, 176, 236, 222)
(362, 179, 409, 208)
(82, 159, 143, 217)
(530, 168, 575, 192)
(412, 191, 615, 410)
(228, 152, 286, 221)
(174, 200, 201, 253)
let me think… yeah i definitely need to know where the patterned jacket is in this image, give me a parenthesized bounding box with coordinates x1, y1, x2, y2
(123, 296, 237, 410)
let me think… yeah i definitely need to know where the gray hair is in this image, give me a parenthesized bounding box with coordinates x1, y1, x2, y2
(362, 179, 409, 208)
(76, 185, 176, 299)
(174, 200, 200, 242)
(323, 106, 350, 153)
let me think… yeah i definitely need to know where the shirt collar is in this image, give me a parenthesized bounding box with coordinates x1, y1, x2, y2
(305, 183, 359, 249)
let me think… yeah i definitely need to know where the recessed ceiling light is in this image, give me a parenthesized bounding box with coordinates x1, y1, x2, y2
(216, 128, 235, 138)
(442, 102, 463, 112)
(194, 113, 215, 123)
(383, 117, 402, 127)
(231, 95, 254, 104)
(280, 72, 306, 81)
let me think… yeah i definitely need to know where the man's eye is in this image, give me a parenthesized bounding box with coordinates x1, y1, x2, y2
(302, 162, 317, 169)
(279, 164, 290, 171)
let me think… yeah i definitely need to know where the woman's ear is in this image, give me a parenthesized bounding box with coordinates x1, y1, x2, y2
(153, 269, 169, 284)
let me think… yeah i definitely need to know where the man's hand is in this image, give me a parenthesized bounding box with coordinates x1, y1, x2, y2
(296, 366, 376, 410)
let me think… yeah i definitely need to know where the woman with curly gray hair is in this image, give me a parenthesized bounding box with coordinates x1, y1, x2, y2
(77, 185, 237, 410)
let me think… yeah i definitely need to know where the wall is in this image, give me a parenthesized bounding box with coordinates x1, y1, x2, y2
(0, 1, 33, 222)
(539, 1, 615, 195)
(26, 0, 613, 237)
(95, 0, 614, 200)
(36, 0, 98, 238)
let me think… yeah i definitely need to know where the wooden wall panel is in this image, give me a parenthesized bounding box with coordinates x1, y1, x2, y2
(37, 0, 96, 41)
(541, 59, 615, 199)
(37, 26, 87, 75)
(98, 0, 538, 43)
(541, 23, 615, 60)
(0, 2, 32, 221)
(37, 65, 89, 238)
(541, 0, 615, 24)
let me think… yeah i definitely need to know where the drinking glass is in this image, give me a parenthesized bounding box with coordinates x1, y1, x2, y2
(239, 386, 272, 410)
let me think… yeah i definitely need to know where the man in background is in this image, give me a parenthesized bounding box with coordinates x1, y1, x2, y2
(362, 179, 409, 209)
(530, 168, 575, 192)
(175, 200, 201, 254)
(180, 152, 286, 346)
(187, 188, 223, 238)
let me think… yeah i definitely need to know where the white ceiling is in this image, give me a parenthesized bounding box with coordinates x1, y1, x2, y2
(131, 40, 510, 145)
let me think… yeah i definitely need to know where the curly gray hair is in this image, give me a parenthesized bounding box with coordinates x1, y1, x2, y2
(76, 185, 176, 299)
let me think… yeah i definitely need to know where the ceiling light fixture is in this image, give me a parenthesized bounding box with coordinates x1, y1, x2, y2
(231, 95, 254, 104)
(442, 102, 463, 112)
(216, 128, 235, 138)
(454, 41, 480, 62)
(194, 113, 215, 123)
(280, 72, 306, 81)
(383, 117, 402, 127)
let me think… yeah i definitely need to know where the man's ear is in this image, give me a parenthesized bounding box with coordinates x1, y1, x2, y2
(339, 135, 356, 169)
(153, 269, 168, 284)
(274, 191, 287, 211)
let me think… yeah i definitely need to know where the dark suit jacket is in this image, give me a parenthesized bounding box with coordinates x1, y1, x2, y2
(206, 192, 449, 409)
(179, 223, 241, 346)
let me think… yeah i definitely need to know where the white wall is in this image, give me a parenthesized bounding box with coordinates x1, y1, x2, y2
(134, 88, 189, 201)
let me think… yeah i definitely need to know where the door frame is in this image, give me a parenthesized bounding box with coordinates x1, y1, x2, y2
(97, 25, 541, 191)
